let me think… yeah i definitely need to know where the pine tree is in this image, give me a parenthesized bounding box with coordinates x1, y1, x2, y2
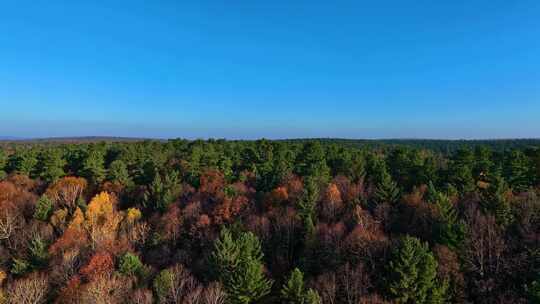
(211, 228, 273, 304)
(108, 159, 132, 186)
(281, 268, 321, 304)
(373, 171, 400, 206)
(434, 192, 465, 249)
(82, 147, 106, 184)
(297, 176, 319, 236)
(34, 195, 54, 221)
(7, 149, 38, 176)
(143, 170, 180, 212)
(295, 141, 330, 184)
(386, 236, 447, 304)
(38, 148, 66, 183)
(118, 252, 144, 276)
(504, 150, 531, 193)
(0, 149, 7, 179)
(480, 173, 513, 228)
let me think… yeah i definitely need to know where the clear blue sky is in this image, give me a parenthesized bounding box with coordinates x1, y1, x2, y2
(1, 0, 539, 139)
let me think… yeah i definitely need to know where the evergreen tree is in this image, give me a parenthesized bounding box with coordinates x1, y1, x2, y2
(211, 228, 273, 304)
(373, 170, 400, 206)
(480, 173, 513, 228)
(143, 170, 180, 212)
(38, 148, 66, 183)
(386, 236, 447, 304)
(118, 252, 144, 276)
(434, 191, 465, 249)
(0, 149, 7, 179)
(503, 150, 531, 193)
(82, 146, 106, 184)
(34, 195, 54, 221)
(107, 159, 132, 186)
(295, 141, 330, 184)
(281, 268, 321, 304)
(7, 149, 38, 176)
(297, 176, 319, 236)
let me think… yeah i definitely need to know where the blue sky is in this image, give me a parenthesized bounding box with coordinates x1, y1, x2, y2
(0, 0, 539, 139)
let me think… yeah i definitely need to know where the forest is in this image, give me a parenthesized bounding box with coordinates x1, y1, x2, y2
(0, 138, 539, 303)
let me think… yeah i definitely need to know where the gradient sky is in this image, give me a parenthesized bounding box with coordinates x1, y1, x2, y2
(1, 0, 539, 139)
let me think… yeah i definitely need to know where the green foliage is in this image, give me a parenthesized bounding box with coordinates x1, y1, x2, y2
(281, 268, 321, 304)
(11, 258, 30, 276)
(373, 170, 400, 206)
(108, 159, 132, 186)
(297, 176, 319, 236)
(34, 195, 54, 221)
(211, 228, 273, 304)
(82, 146, 106, 184)
(295, 142, 330, 184)
(7, 149, 38, 176)
(29, 236, 49, 269)
(480, 173, 513, 228)
(386, 236, 447, 304)
(434, 192, 465, 249)
(38, 148, 66, 183)
(153, 268, 174, 302)
(504, 150, 531, 193)
(0, 149, 6, 178)
(119, 252, 144, 276)
(143, 170, 180, 212)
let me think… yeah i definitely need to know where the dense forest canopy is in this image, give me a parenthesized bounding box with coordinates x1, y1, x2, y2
(0, 138, 539, 303)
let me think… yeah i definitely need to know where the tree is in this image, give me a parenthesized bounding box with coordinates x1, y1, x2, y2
(373, 171, 400, 206)
(108, 159, 132, 186)
(433, 191, 465, 249)
(34, 195, 54, 221)
(297, 176, 319, 236)
(281, 268, 321, 304)
(118, 252, 144, 276)
(143, 170, 180, 212)
(153, 264, 203, 304)
(7, 149, 38, 176)
(0, 149, 7, 179)
(211, 228, 273, 304)
(6, 272, 49, 304)
(295, 142, 330, 184)
(503, 150, 531, 193)
(38, 148, 66, 183)
(45, 176, 87, 211)
(479, 173, 513, 228)
(82, 146, 106, 184)
(386, 235, 447, 304)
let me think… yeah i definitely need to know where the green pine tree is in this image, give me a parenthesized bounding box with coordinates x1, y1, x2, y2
(374, 171, 400, 206)
(386, 235, 447, 304)
(82, 147, 106, 184)
(0, 149, 7, 179)
(34, 195, 54, 221)
(211, 228, 273, 304)
(7, 149, 38, 176)
(480, 173, 513, 228)
(108, 159, 132, 186)
(434, 192, 465, 249)
(281, 268, 321, 304)
(297, 176, 319, 236)
(143, 170, 180, 212)
(118, 252, 144, 276)
(38, 148, 66, 183)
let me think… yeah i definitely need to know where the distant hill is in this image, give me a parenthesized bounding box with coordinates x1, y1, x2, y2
(0, 136, 158, 143)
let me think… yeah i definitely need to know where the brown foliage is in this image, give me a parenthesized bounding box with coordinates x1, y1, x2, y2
(45, 177, 87, 210)
(79, 251, 114, 282)
(6, 272, 49, 304)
